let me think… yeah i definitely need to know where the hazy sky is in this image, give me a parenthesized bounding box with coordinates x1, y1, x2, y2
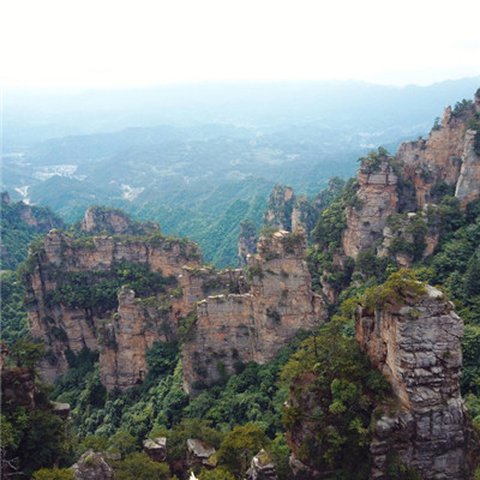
(2, 0, 480, 89)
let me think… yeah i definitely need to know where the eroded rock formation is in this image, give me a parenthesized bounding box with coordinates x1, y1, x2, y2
(397, 90, 480, 209)
(356, 284, 472, 479)
(25, 229, 201, 387)
(238, 221, 257, 267)
(245, 449, 278, 480)
(73, 451, 114, 480)
(342, 155, 398, 259)
(264, 185, 296, 231)
(182, 230, 326, 393)
(80, 205, 158, 236)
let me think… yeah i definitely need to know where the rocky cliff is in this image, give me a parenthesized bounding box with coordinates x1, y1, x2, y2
(263, 185, 296, 231)
(238, 220, 257, 267)
(342, 152, 399, 259)
(25, 229, 201, 388)
(79, 205, 159, 236)
(339, 90, 480, 266)
(397, 94, 479, 209)
(356, 282, 473, 479)
(182, 231, 326, 392)
(26, 221, 323, 393)
(182, 230, 326, 394)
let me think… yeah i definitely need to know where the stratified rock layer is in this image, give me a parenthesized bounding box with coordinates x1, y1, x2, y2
(397, 92, 480, 209)
(264, 185, 296, 231)
(356, 285, 471, 479)
(26, 230, 201, 388)
(80, 205, 158, 235)
(238, 221, 257, 267)
(182, 230, 326, 393)
(342, 157, 398, 259)
(73, 451, 114, 480)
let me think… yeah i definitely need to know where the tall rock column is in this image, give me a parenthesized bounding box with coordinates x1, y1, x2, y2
(181, 230, 326, 394)
(342, 155, 398, 259)
(356, 283, 472, 479)
(238, 221, 257, 267)
(264, 185, 296, 231)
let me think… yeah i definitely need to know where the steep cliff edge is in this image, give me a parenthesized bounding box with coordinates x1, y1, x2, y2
(25, 221, 324, 393)
(182, 230, 326, 394)
(24, 229, 201, 388)
(0, 192, 65, 269)
(356, 275, 475, 479)
(79, 205, 159, 236)
(338, 90, 480, 270)
(342, 151, 399, 259)
(397, 93, 480, 209)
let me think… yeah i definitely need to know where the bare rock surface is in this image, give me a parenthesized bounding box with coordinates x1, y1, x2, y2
(356, 284, 472, 479)
(342, 157, 398, 259)
(182, 230, 326, 393)
(73, 450, 114, 480)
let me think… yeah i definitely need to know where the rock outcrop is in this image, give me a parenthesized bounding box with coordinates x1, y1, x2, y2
(356, 284, 472, 479)
(264, 185, 296, 231)
(26, 221, 321, 393)
(186, 439, 216, 469)
(73, 451, 114, 480)
(182, 230, 326, 393)
(340, 91, 480, 265)
(98, 287, 180, 390)
(238, 221, 257, 267)
(245, 449, 277, 480)
(25, 229, 201, 387)
(397, 91, 480, 209)
(143, 437, 167, 462)
(455, 128, 480, 207)
(342, 154, 398, 259)
(80, 205, 158, 236)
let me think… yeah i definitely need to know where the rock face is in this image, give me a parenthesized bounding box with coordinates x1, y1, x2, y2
(397, 92, 480, 209)
(186, 439, 216, 469)
(25, 229, 201, 387)
(291, 195, 320, 235)
(245, 449, 277, 480)
(26, 223, 320, 394)
(356, 284, 472, 479)
(264, 185, 296, 231)
(73, 451, 114, 480)
(182, 230, 326, 393)
(340, 91, 480, 265)
(455, 128, 480, 207)
(80, 205, 158, 235)
(98, 287, 180, 390)
(342, 156, 398, 259)
(238, 221, 257, 267)
(143, 437, 167, 462)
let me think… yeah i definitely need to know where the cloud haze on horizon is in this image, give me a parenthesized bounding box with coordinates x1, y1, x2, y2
(1, 0, 480, 89)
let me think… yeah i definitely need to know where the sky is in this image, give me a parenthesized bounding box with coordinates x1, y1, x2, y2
(1, 0, 480, 89)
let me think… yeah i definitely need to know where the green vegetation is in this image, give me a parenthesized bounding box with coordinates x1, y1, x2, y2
(44, 262, 176, 313)
(281, 320, 390, 478)
(0, 194, 64, 270)
(0, 270, 29, 345)
(361, 269, 426, 312)
(1, 346, 72, 477)
(358, 146, 391, 174)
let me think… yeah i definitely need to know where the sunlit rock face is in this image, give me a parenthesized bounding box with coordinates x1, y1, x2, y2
(397, 91, 480, 209)
(342, 156, 398, 259)
(25, 229, 201, 388)
(182, 230, 326, 394)
(356, 284, 473, 479)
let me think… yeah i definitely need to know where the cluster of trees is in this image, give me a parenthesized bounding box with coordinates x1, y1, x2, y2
(0, 194, 64, 270)
(45, 262, 176, 313)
